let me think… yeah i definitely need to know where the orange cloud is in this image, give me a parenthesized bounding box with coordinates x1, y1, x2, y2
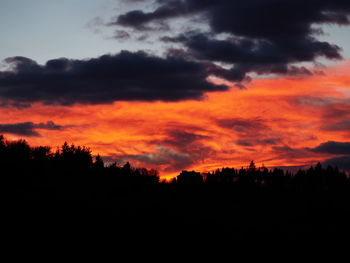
(1, 61, 350, 178)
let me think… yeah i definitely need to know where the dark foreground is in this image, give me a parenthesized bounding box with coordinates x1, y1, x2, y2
(2, 137, 350, 255)
(6, 184, 350, 251)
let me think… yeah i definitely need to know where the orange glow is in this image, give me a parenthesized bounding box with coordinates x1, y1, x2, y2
(1, 61, 350, 178)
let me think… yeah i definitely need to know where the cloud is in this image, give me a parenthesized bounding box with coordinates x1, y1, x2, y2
(264, 140, 350, 171)
(113, 30, 131, 39)
(162, 130, 215, 161)
(115, 1, 350, 35)
(236, 138, 282, 147)
(111, 1, 194, 29)
(146, 129, 215, 171)
(271, 145, 312, 160)
(322, 120, 350, 131)
(217, 118, 268, 133)
(323, 107, 350, 119)
(311, 141, 350, 155)
(118, 146, 194, 172)
(0, 121, 64, 136)
(292, 96, 350, 132)
(109, 129, 216, 172)
(165, 32, 330, 76)
(309, 141, 350, 170)
(112, 0, 350, 81)
(161, 130, 210, 147)
(323, 156, 350, 170)
(217, 118, 284, 149)
(0, 52, 228, 106)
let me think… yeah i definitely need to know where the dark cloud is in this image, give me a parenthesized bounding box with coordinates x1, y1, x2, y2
(217, 117, 294, 162)
(161, 130, 210, 147)
(272, 145, 295, 152)
(113, 0, 350, 81)
(323, 156, 350, 170)
(218, 118, 283, 149)
(322, 120, 350, 131)
(206, 1, 349, 38)
(323, 106, 350, 119)
(155, 130, 215, 171)
(270, 145, 319, 162)
(311, 141, 350, 171)
(137, 34, 149, 41)
(0, 52, 228, 106)
(0, 101, 31, 109)
(113, 30, 131, 39)
(161, 30, 339, 81)
(119, 146, 194, 172)
(234, 83, 247, 90)
(311, 141, 350, 155)
(111, 1, 196, 29)
(268, 141, 350, 171)
(172, 32, 338, 66)
(115, 1, 350, 35)
(0, 121, 64, 136)
(35, 121, 63, 130)
(218, 118, 268, 133)
(293, 97, 350, 131)
(236, 138, 282, 147)
(115, 129, 215, 172)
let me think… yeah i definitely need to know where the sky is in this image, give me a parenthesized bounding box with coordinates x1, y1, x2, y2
(0, 0, 350, 178)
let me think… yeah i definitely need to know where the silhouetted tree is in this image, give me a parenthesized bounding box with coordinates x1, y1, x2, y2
(93, 154, 104, 170)
(176, 170, 203, 184)
(1, 134, 349, 205)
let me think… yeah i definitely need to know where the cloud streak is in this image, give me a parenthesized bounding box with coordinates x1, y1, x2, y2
(0, 121, 64, 136)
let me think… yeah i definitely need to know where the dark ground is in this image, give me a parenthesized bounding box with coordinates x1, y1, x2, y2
(6, 184, 350, 250)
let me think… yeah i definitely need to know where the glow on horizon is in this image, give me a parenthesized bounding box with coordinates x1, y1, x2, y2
(1, 60, 349, 178)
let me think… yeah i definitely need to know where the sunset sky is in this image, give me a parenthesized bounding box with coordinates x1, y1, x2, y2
(1, 0, 350, 178)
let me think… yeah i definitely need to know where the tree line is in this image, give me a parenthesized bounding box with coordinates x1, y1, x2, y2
(174, 161, 349, 191)
(3, 135, 349, 246)
(1, 135, 349, 199)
